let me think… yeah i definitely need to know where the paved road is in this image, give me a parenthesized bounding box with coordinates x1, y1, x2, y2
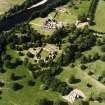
(27, 0, 48, 9)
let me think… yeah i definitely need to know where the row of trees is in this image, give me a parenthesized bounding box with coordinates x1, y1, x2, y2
(87, 0, 99, 24)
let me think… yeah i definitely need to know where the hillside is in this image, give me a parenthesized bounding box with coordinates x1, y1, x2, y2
(0, 0, 105, 105)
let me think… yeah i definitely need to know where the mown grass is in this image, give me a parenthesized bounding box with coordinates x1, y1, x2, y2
(30, 0, 90, 36)
(56, 44, 105, 105)
(57, 65, 105, 105)
(0, 0, 25, 14)
(90, 0, 105, 32)
(0, 47, 62, 105)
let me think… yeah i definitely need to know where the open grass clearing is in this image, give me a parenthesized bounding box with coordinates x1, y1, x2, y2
(30, 18, 54, 36)
(57, 66, 105, 105)
(0, 0, 25, 14)
(90, 0, 105, 32)
(30, 0, 90, 35)
(0, 65, 61, 105)
(0, 46, 62, 105)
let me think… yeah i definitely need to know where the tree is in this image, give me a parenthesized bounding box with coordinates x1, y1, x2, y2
(80, 64, 87, 70)
(98, 92, 105, 102)
(0, 81, 4, 87)
(101, 45, 105, 52)
(27, 80, 35, 86)
(92, 53, 100, 61)
(39, 98, 53, 105)
(80, 56, 88, 64)
(10, 73, 23, 81)
(78, 14, 87, 22)
(69, 75, 81, 84)
(54, 100, 68, 105)
(100, 54, 105, 61)
(27, 52, 34, 58)
(12, 82, 23, 91)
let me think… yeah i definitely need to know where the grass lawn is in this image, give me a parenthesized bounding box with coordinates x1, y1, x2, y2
(30, 18, 53, 36)
(90, 0, 105, 32)
(68, 0, 91, 16)
(0, 65, 61, 105)
(30, 0, 90, 36)
(56, 43, 105, 104)
(0, 46, 62, 105)
(57, 65, 105, 105)
(0, 0, 25, 14)
(82, 46, 104, 56)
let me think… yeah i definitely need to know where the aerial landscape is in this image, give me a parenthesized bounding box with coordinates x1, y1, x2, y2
(0, 0, 105, 105)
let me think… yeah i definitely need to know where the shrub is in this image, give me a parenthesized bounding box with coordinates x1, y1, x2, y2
(40, 84, 48, 90)
(88, 71, 94, 75)
(69, 75, 81, 84)
(54, 101, 68, 105)
(81, 64, 87, 70)
(74, 6, 79, 9)
(12, 82, 23, 91)
(18, 52, 24, 56)
(100, 54, 105, 61)
(27, 80, 35, 86)
(39, 98, 53, 105)
(101, 45, 105, 52)
(10, 73, 23, 81)
(87, 83, 92, 88)
(27, 52, 34, 58)
(0, 81, 4, 87)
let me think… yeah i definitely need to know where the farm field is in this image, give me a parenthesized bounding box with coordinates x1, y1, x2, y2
(0, 0, 25, 14)
(90, 0, 105, 32)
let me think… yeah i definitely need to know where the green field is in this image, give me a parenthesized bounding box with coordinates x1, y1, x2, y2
(0, 65, 61, 105)
(90, 0, 105, 32)
(56, 43, 105, 105)
(0, 0, 25, 14)
(30, 0, 90, 36)
(0, 46, 62, 105)
(1, 0, 105, 105)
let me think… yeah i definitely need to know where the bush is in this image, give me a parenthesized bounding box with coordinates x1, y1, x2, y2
(18, 52, 24, 56)
(40, 84, 48, 90)
(0, 96, 2, 100)
(100, 54, 105, 61)
(54, 101, 68, 105)
(10, 73, 23, 81)
(69, 75, 81, 84)
(0, 81, 4, 87)
(88, 71, 94, 75)
(0, 68, 6, 73)
(27, 52, 34, 58)
(81, 64, 87, 70)
(92, 53, 100, 61)
(39, 98, 53, 105)
(101, 45, 105, 52)
(27, 80, 35, 86)
(12, 82, 23, 91)
(87, 83, 92, 88)
(0, 91, 2, 95)
(74, 6, 79, 9)
(70, 63, 75, 68)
